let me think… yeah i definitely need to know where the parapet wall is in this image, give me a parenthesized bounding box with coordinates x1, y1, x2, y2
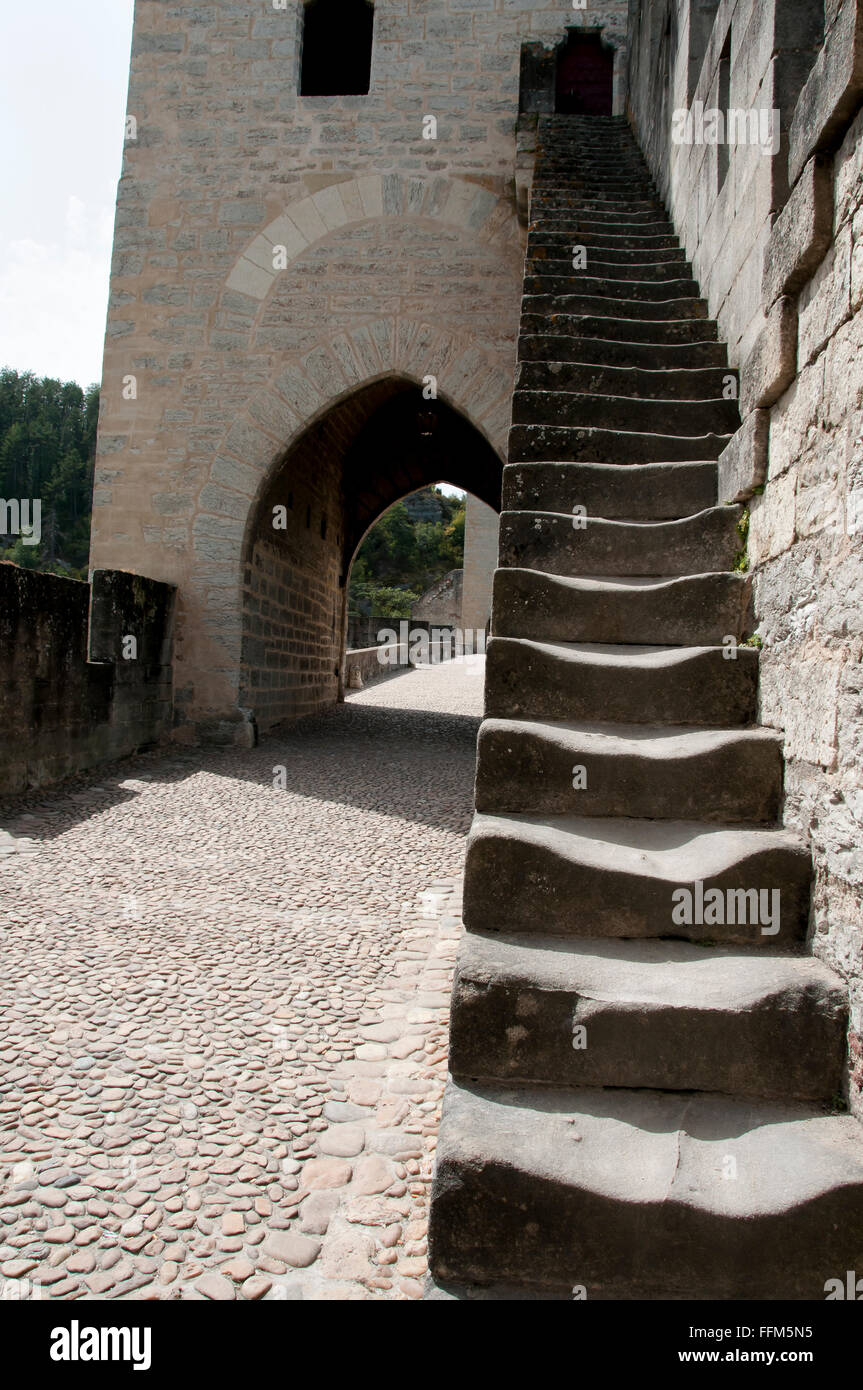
(0, 564, 175, 796)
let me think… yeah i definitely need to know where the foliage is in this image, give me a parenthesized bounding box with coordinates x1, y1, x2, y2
(0, 368, 98, 577)
(348, 486, 466, 617)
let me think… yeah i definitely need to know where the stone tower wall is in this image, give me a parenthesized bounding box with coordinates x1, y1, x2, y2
(91, 0, 629, 737)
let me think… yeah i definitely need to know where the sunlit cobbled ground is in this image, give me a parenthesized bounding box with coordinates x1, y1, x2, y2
(0, 657, 483, 1300)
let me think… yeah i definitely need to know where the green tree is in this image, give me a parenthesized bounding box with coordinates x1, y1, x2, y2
(0, 368, 98, 574)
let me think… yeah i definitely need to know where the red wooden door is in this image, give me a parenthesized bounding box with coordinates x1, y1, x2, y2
(555, 36, 614, 116)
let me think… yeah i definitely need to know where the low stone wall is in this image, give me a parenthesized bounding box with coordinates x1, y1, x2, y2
(0, 564, 176, 796)
(344, 644, 410, 691)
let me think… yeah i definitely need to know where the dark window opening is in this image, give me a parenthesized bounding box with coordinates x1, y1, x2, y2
(300, 0, 374, 96)
(717, 29, 731, 192)
(320, 514, 328, 540)
(305, 505, 311, 528)
(555, 30, 614, 116)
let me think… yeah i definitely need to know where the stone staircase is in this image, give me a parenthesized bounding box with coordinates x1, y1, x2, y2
(427, 114, 863, 1300)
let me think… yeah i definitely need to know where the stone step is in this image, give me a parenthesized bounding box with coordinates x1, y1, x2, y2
(508, 423, 731, 465)
(531, 185, 658, 200)
(448, 933, 846, 1099)
(533, 163, 653, 175)
(519, 314, 718, 347)
(512, 388, 738, 436)
(502, 461, 718, 518)
(529, 230, 681, 253)
(539, 145, 641, 159)
(536, 165, 651, 178)
(531, 204, 670, 222)
(498, 508, 743, 578)
(485, 639, 759, 726)
(530, 197, 665, 215)
(474, 717, 782, 822)
(525, 256, 693, 282)
(518, 333, 726, 370)
(515, 359, 735, 400)
(428, 1081, 863, 1297)
(532, 215, 675, 236)
(522, 292, 707, 322)
(492, 569, 751, 645)
(523, 274, 700, 301)
(528, 235, 682, 256)
(464, 812, 811, 945)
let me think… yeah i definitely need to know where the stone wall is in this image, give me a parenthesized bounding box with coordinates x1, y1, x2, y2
(0, 564, 175, 795)
(92, 0, 630, 738)
(627, 0, 825, 364)
(412, 567, 463, 624)
(461, 493, 498, 633)
(628, 0, 863, 1116)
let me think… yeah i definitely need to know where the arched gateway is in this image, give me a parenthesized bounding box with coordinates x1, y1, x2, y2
(239, 376, 502, 734)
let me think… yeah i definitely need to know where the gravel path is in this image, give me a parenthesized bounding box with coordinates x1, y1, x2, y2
(0, 657, 484, 1300)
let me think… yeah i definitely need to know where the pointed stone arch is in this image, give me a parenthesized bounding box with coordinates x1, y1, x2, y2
(183, 324, 509, 738)
(223, 173, 516, 303)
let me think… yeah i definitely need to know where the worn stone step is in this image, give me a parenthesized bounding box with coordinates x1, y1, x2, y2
(528, 238, 683, 261)
(474, 717, 781, 821)
(518, 333, 726, 370)
(448, 933, 846, 1099)
(464, 812, 810, 945)
(498, 508, 743, 578)
(532, 217, 675, 238)
(532, 186, 657, 201)
(428, 1081, 863, 1297)
(525, 257, 693, 283)
(536, 169, 652, 183)
(529, 230, 681, 253)
(512, 388, 738, 436)
(531, 204, 670, 222)
(515, 359, 734, 400)
(485, 639, 759, 726)
(523, 275, 700, 303)
(502, 461, 718, 519)
(531, 217, 675, 237)
(508, 423, 730, 465)
(519, 314, 718, 347)
(492, 569, 751, 646)
(530, 197, 665, 216)
(522, 292, 707, 322)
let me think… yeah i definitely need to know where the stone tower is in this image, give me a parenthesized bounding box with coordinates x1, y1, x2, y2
(91, 0, 629, 741)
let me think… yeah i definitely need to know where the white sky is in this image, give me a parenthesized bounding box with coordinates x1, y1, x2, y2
(0, 0, 470, 511)
(0, 0, 134, 388)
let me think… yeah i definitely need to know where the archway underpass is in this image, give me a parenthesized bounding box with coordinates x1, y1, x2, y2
(239, 377, 502, 734)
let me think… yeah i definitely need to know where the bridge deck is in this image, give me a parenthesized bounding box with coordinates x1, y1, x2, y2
(0, 658, 484, 1301)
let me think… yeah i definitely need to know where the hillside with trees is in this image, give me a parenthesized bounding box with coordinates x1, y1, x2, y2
(0, 369, 98, 576)
(348, 487, 466, 622)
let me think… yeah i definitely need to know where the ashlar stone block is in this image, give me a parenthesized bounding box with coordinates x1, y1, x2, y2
(763, 157, 834, 307)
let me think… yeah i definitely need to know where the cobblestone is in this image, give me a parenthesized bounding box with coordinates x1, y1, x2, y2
(0, 659, 483, 1300)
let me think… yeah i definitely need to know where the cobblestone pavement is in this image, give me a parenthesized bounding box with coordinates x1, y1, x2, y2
(0, 657, 484, 1300)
